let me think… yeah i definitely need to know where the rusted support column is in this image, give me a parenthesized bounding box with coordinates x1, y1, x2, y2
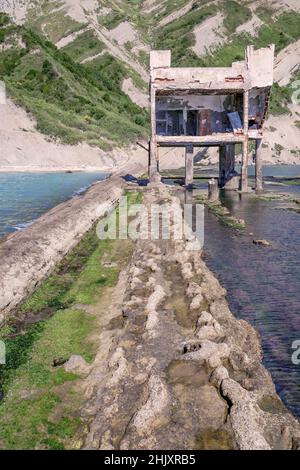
(149, 84, 160, 182)
(241, 90, 249, 192)
(185, 144, 194, 188)
(255, 138, 263, 192)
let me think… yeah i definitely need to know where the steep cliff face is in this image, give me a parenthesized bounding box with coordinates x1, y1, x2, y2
(1, 0, 300, 164)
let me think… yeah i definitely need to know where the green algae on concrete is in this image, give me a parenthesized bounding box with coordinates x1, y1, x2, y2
(0, 192, 140, 450)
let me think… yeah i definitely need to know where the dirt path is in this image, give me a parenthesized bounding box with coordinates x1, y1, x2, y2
(121, 77, 149, 108)
(192, 12, 225, 57)
(88, 17, 148, 82)
(55, 26, 90, 49)
(71, 185, 300, 450)
(158, 1, 194, 27)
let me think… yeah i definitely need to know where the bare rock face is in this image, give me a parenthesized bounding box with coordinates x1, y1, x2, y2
(74, 186, 300, 451)
(132, 374, 171, 435)
(64, 355, 91, 376)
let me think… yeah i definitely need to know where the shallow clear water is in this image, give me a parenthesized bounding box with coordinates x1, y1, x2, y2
(0, 172, 109, 237)
(202, 170, 300, 418)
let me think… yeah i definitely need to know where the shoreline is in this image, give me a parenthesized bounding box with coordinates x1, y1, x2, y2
(0, 166, 115, 173)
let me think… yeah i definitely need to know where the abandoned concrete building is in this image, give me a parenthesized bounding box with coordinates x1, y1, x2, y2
(149, 45, 275, 192)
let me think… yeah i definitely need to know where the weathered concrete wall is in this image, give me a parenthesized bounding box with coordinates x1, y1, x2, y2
(246, 45, 275, 88)
(157, 94, 228, 112)
(150, 50, 171, 69)
(151, 63, 246, 86)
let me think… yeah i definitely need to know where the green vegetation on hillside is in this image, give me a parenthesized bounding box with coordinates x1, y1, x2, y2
(155, 3, 218, 64)
(25, 1, 84, 43)
(0, 19, 149, 148)
(222, 0, 252, 34)
(2, 0, 300, 147)
(61, 30, 105, 63)
(269, 83, 292, 115)
(165, 11, 300, 67)
(98, 9, 125, 30)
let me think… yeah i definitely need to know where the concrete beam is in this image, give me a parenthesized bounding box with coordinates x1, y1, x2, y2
(157, 134, 245, 146)
(149, 81, 160, 182)
(219, 145, 226, 187)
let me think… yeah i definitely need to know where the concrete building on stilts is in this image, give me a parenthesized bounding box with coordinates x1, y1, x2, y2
(149, 45, 275, 192)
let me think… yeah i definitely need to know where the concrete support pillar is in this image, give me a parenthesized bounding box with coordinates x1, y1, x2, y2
(219, 144, 236, 189)
(241, 90, 249, 192)
(149, 83, 160, 183)
(208, 178, 219, 202)
(149, 138, 159, 182)
(219, 145, 226, 187)
(185, 144, 194, 188)
(255, 138, 263, 192)
(226, 144, 235, 173)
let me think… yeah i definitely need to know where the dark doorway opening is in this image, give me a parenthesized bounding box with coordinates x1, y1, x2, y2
(187, 110, 198, 136)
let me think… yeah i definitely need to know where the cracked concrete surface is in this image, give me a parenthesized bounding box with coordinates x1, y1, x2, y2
(68, 185, 300, 450)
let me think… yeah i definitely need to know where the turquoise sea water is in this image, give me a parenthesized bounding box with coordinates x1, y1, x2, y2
(202, 166, 300, 418)
(0, 172, 109, 237)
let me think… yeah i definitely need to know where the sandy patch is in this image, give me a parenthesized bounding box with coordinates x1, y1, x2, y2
(274, 39, 300, 86)
(193, 12, 225, 57)
(236, 13, 263, 36)
(262, 104, 300, 163)
(0, 99, 148, 171)
(109, 21, 137, 46)
(121, 78, 149, 108)
(131, 42, 150, 56)
(272, 0, 300, 12)
(143, 0, 158, 7)
(0, 98, 35, 131)
(80, 50, 107, 63)
(98, 6, 111, 17)
(0, 0, 31, 24)
(63, 0, 98, 23)
(143, 0, 161, 13)
(90, 20, 148, 81)
(56, 26, 90, 49)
